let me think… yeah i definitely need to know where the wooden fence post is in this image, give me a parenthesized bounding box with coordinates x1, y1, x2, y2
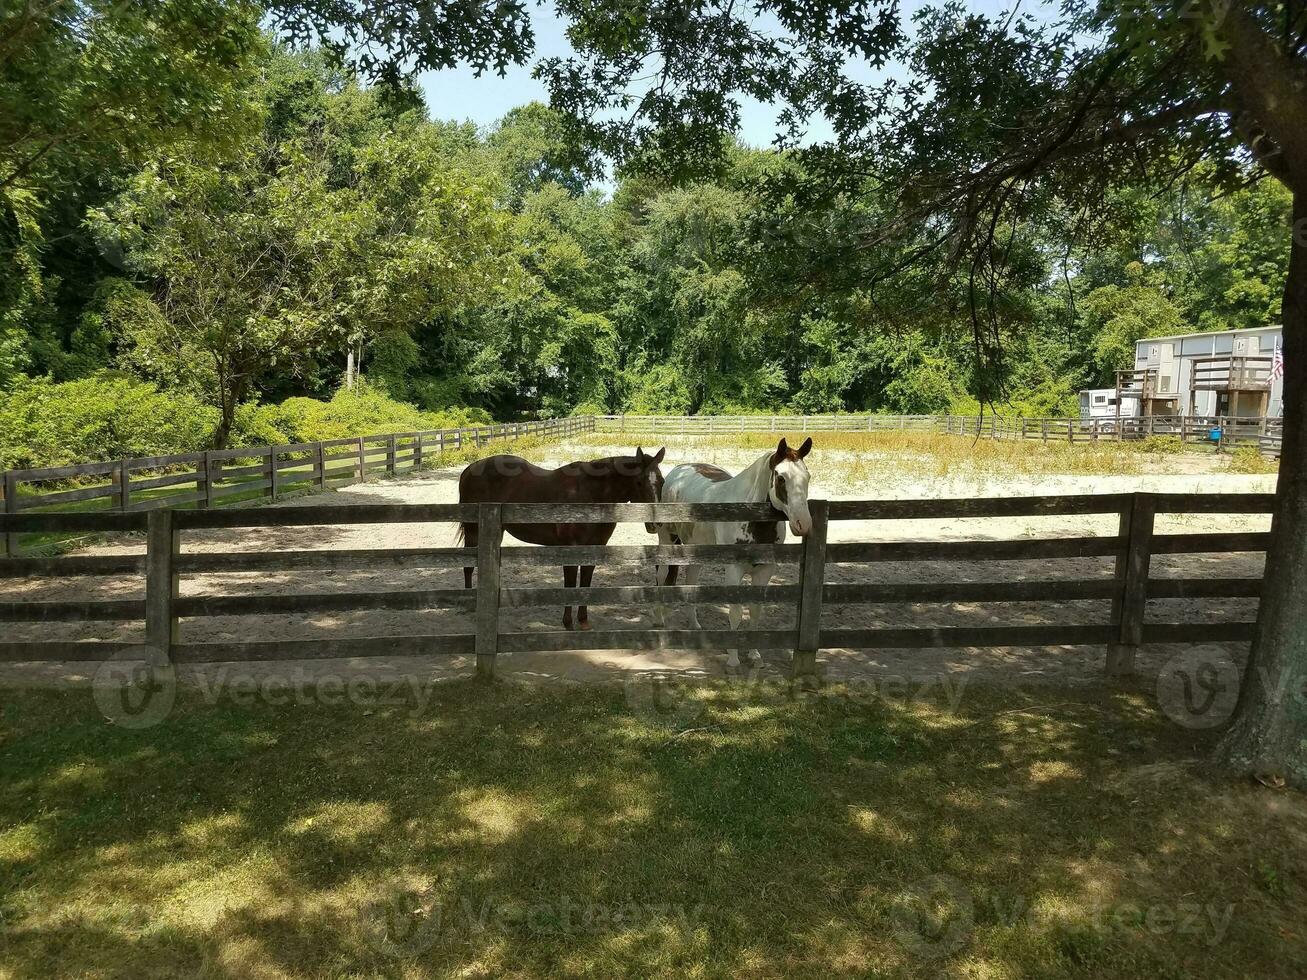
(1108, 493, 1155, 677)
(475, 503, 503, 679)
(145, 509, 179, 668)
(267, 447, 278, 501)
(3, 470, 17, 557)
(386, 435, 397, 476)
(204, 451, 219, 509)
(357, 437, 366, 483)
(315, 442, 327, 489)
(414, 432, 424, 472)
(794, 498, 828, 680)
(116, 460, 131, 512)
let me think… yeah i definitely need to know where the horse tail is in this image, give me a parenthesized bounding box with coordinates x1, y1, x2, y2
(455, 523, 466, 547)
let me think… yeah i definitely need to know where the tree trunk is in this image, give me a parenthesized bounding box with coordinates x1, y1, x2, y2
(1214, 190, 1307, 787)
(211, 378, 244, 450)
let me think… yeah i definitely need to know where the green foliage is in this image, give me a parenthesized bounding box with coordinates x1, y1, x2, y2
(265, 382, 491, 444)
(1082, 280, 1186, 384)
(0, 374, 218, 470)
(1227, 446, 1280, 475)
(1, 32, 1294, 439)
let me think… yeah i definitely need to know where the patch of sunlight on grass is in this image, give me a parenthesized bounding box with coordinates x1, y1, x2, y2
(287, 801, 391, 843)
(451, 788, 527, 843)
(179, 811, 246, 847)
(1028, 760, 1082, 784)
(0, 821, 47, 861)
(166, 853, 283, 929)
(47, 760, 109, 793)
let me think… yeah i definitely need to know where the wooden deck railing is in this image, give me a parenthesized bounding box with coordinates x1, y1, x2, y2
(0, 493, 1272, 679)
(0, 416, 596, 555)
(594, 413, 1284, 453)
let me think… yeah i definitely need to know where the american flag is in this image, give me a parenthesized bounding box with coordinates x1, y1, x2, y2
(1270, 338, 1285, 382)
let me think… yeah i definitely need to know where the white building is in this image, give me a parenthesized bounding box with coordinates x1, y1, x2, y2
(1113, 325, 1284, 419)
(1078, 389, 1139, 422)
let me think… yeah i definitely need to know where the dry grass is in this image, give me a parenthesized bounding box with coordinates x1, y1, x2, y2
(1, 680, 1304, 978)
(577, 430, 1279, 485)
(582, 431, 1151, 480)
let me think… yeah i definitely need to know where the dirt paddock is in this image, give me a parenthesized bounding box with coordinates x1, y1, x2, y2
(0, 438, 1275, 693)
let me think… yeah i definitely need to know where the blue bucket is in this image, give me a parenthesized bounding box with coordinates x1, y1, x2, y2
(1209, 427, 1223, 442)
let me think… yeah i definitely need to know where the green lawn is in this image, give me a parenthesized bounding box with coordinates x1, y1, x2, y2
(0, 678, 1304, 978)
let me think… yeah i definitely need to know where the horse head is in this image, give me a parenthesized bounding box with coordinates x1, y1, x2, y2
(767, 437, 813, 536)
(632, 446, 666, 533)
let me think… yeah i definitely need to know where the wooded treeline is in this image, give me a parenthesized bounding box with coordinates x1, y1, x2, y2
(1, 34, 1291, 451)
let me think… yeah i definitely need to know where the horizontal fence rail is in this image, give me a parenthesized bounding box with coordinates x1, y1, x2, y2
(0, 493, 1275, 680)
(0, 416, 594, 556)
(594, 413, 1284, 454)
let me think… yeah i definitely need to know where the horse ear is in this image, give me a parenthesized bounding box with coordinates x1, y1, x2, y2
(798, 437, 813, 458)
(651, 446, 666, 466)
(635, 446, 645, 463)
(770, 438, 788, 469)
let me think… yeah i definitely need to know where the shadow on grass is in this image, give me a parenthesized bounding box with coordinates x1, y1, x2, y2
(0, 680, 1304, 978)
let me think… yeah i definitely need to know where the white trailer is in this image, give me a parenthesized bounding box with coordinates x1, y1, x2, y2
(1079, 388, 1139, 426)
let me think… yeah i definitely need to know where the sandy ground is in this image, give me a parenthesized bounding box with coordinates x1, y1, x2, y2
(1, 440, 1275, 693)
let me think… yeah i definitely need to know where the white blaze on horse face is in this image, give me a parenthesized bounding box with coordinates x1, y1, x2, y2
(771, 457, 812, 536)
(643, 465, 662, 533)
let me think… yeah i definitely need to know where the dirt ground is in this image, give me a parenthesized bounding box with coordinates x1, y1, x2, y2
(1, 439, 1275, 692)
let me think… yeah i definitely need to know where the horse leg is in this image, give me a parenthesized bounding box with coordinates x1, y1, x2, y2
(684, 563, 702, 630)
(746, 563, 777, 664)
(578, 564, 595, 630)
(654, 526, 678, 628)
(723, 562, 748, 668)
(461, 523, 478, 589)
(562, 564, 577, 630)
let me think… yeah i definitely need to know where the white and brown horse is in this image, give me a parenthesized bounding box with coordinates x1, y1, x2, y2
(654, 437, 813, 666)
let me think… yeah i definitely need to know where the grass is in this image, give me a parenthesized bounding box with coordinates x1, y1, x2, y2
(1226, 446, 1281, 475)
(1, 678, 1304, 978)
(580, 430, 1279, 483)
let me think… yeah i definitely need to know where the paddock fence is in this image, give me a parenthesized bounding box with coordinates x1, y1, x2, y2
(0, 416, 596, 556)
(0, 493, 1272, 679)
(595, 413, 1284, 454)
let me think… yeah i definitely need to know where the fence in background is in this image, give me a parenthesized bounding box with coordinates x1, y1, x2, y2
(596, 413, 1284, 454)
(0, 416, 596, 555)
(0, 493, 1272, 678)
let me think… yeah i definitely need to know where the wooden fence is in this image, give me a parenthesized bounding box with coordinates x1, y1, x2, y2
(0, 416, 595, 556)
(596, 413, 1284, 453)
(0, 493, 1272, 679)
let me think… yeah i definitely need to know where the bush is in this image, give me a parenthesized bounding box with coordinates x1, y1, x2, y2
(268, 382, 492, 443)
(230, 402, 290, 447)
(0, 372, 219, 470)
(1132, 435, 1184, 455)
(1227, 446, 1279, 475)
(570, 401, 607, 417)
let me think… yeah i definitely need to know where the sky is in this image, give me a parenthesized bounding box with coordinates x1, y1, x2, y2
(418, 0, 1052, 146)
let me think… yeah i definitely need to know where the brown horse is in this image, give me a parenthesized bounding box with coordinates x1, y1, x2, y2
(458, 447, 666, 630)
